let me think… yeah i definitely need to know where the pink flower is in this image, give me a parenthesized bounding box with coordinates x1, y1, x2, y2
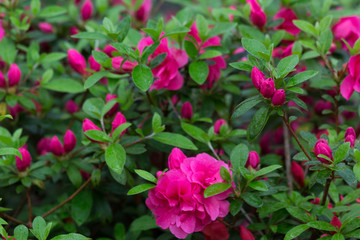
(64, 130, 77, 153)
(260, 78, 275, 98)
(111, 112, 127, 137)
(345, 127, 356, 147)
(271, 89, 285, 106)
(291, 161, 305, 188)
(112, 56, 136, 73)
(332, 16, 360, 49)
(82, 118, 103, 143)
(246, 151, 260, 168)
(36, 137, 52, 156)
(214, 119, 227, 134)
(314, 139, 333, 164)
(7, 63, 22, 87)
(105, 94, 119, 116)
(239, 225, 255, 240)
(0, 20, 5, 42)
(251, 66, 265, 90)
(181, 102, 193, 120)
(168, 148, 187, 170)
(104, 45, 117, 56)
(133, 0, 152, 23)
(246, 0, 266, 29)
(273, 8, 300, 35)
(0, 71, 5, 88)
(88, 55, 101, 72)
(50, 136, 64, 156)
(65, 100, 79, 114)
(202, 220, 229, 240)
(81, 0, 93, 21)
(67, 49, 87, 76)
(137, 36, 187, 90)
(330, 216, 342, 235)
(38, 22, 53, 33)
(340, 54, 360, 100)
(69, 27, 79, 36)
(16, 147, 32, 172)
(146, 151, 231, 239)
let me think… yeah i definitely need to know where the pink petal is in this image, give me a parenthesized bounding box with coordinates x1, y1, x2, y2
(340, 75, 355, 100)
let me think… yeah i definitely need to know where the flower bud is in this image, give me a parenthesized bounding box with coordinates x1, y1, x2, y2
(88, 54, 101, 72)
(0, 71, 5, 88)
(64, 130, 77, 153)
(104, 45, 117, 56)
(112, 56, 136, 73)
(181, 101, 193, 120)
(168, 148, 187, 170)
(81, 0, 93, 21)
(38, 22, 53, 33)
(106, 94, 119, 116)
(65, 100, 78, 114)
(50, 136, 64, 156)
(314, 139, 333, 164)
(260, 78, 275, 98)
(251, 66, 265, 90)
(330, 216, 342, 235)
(239, 225, 255, 240)
(246, 0, 266, 29)
(271, 89, 285, 106)
(345, 127, 356, 147)
(67, 49, 87, 76)
(111, 112, 127, 137)
(291, 161, 305, 188)
(16, 147, 31, 172)
(246, 151, 260, 168)
(214, 119, 227, 134)
(83, 118, 101, 132)
(36, 137, 51, 156)
(69, 27, 79, 36)
(7, 63, 21, 87)
(171, 95, 179, 106)
(134, 0, 152, 23)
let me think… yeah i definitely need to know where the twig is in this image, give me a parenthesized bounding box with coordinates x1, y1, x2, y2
(0, 212, 31, 228)
(167, 97, 182, 121)
(321, 171, 334, 206)
(123, 133, 154, 148)
(25, 188, 32, 225)
(283, 120, 293, 193)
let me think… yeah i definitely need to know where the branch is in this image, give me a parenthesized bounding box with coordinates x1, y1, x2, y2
(0, 212, 31, 228)
(25, 188, 32, 225)
(283, 120, 293, 193)
(321, 171, 334, 206)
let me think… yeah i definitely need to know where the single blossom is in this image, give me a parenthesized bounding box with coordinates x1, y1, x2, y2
(214, 119, 227, 134)
(16, 147, 32, 172)
(67, 49, 87, 76)
(271, 89, 285, 106)
(81, 0, 93, 21)
(345, 127, 356, 147)
(246, 0, 266, 29)
(65, 100, 79, 114)
(332, 16, 360, 49)
(246, 151, 260, 168)
(112, 56, 136, 73)
(291, 161, 305, 188)
(7, 63, 22, 87)
(273, 8, 300, 35)
(50, 136, 65, 156)
(181, 102, 193, 120)
(251, 66, 265, 90)
(260, 78, 275, 98)
(168, 148, 187, 170)
(133, 0, 152, 23)
(314, 139, 333, 164)
(64, 130, 77, 153)
(88, 55, 101, 72)
(239, 225, 255, 240)
(340, 54, 360, 100)
(111, 112, 127, 137)
(38, 22, 54, 33)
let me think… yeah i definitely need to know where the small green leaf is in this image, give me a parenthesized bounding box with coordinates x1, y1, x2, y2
(72, 32, 110, 40)
(354, 163, 360, 182)
(293, 20, 317, 37)
(331, 233, 345, 240)
(71, 190, 92, 226)
(84, 71, 108, 89)
(127, 184, 156, 195)
(307, 221, 336, 231)
(39, 6, 66, 17)
(204, 183, 231, 198)
(287, 70, 318, 87)
(220, 166, 232, 183)
(153, 132, 198, 150)
(184, 40, 198, 60)
(14, 225, 28, 240)
(181, 122, 210, 143)
(231, 95, 263, 119)
(230, 144, 249, 172)
(134, 169, 157, 183)
(247, 107, 272, 142)
(284, 224, 309, 240)
(249, 181, 268, 191)
(0, 148, 22, 158)
(44, 78, 84, 93)
(334, 142, 350, 164)
(105, 143, 126, 175)
(254, 165, 282, 178)
(189, 61, 209, 85)
(277, 55, 299, 77)
(242, 38, 267, 59)
(132, 64, 153, 92)
(51, 233, 91, 240)
(242, 192, 263, 207)
(85, 130, 110, 142)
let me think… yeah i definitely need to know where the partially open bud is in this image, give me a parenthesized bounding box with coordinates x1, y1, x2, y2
(106, 94, 119, 116)
(111, 112, 127, 137)
(67, 49, 87, 76)
(214, 119, 227, 134)
(50, 136, 64, 156)
(246, 0, 266, 29)
(291, 161, 305, 188)
(345, 127, 356, 147)
(260, 78, 275, 98)
(246, 151, 260, 169)
(271, 89, 285, 106)
(239, 225, 255, 240)
(168, 148, 187, 170)
(81, 0, 93, 21)
(64, 130, 76, 153)
(7, 63, 21, 87)
(16, 147, 31, 172)
(65, 100, 78, 114)
(314, 139, 333, 164)
(251, 66, 265, 90)
(181, 101, 193, 120)
(38, 22, 53, 33)
(330, 216, 341, 235)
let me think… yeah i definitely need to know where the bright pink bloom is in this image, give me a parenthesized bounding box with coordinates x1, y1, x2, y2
(260, 78, 275, 98)
(137, 36, 187, 90)
(273, 8, 300, 35)
(105, 94, 119, 116)
(65, 100, 79, 114)
(202, 220, 229, 240)
(81, 0, 93, 21)
(38, 22, 53, 33)
(271, 89, 285, 106)
(111, 112, 127, 137)
(36, 137, 52, 156)
(168, 148, 187, 170)
(340, 54, 360, 100)
(0, 20, 5, 42)
(332, 16, 360, 49)
(50, 136, 64, 156)
(214, 119, 227, 134)
(16, 147, 32, 172)
(246, 151, 260, 168)
(345, 127, 356, 147)
(181, 102, 193, 120)
(314, 139, 333, 164)
(246, 0, 266, 29)
(239, 225, 255, 240)
(67, 49, 87, 75)
(112, 56, 136, 73)
(64, 130, 76, 153)
(133, 0, 152, 23)
(0, 71, 5, 88)
(7, 64, 21, 87)
(291, 161, 305, 188)
(251, 66, 265, 90)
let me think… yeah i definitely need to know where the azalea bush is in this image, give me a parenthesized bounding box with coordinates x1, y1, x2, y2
(2, 0, 360, 239)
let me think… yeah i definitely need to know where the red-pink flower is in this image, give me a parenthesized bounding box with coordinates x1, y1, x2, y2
(16, 147, 32, 172)
(291, 161, 305, 188)
(81, 0, 93, 21)
(50, 136, 65, 156)
(340, 54, 360, 100)
(214, 119, 227, 134)
(260, 78, 275, 98)
(314, 139, 333, 164)
(202, 220, 229, 240)
(181, 102, 193, 120)
(271, 89, 285, 106)
(168, 148, 187, 170)
(67, 49, 87, 76)
(133, 0, 152, 23)
(38, 22, 53, 33)
(246, 0, 266, 29)
(246, 151, 260, 169)
(345, 127, 356, 147)
(251, 66, 265, 90)
(332, 16, 360, 49)
(239, 225, 255, 240)
(65, 100, 79, 114)
(0, 20, 5, 42)
(111, 112, 127, 137)
(7, 63, 22, 87)
(64, 130, 77, 153)
(83, 118, 103, 143)
(273, 8, 300, 35)
(112, 56, 136, 73)
(330, 216, 342, 235)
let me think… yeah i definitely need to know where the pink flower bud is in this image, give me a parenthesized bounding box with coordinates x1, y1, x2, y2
(88, 54, 101, 72)
(106, 94, 119, 116)
(81, 0, 93, 21)
(291, 161, 305, 188)
(64, 130, 76, 153)
(36, 137, 51, 156)
(181, 101, 193, 120)
(171, 95, 179, 106)
(251, 66, 265, 90)
(38, 22, 53, 33)
(16, 147, 31, 172)
(214, 119, 227, 134)
(246, 151, 260, 168)
(239, 225, 255, 240)
(83, 118, 101, 132)
(50, 136, 64, 156)
(246, 0, 266, 29)
(0, 71, 5, 88)
(111, 112, 127, 137)
(168, 148, 187, 170)
(67, 49, 87, 76)
(7, 63, 21, 87)
(260, 78, 275, 98)
(314, 139, 333, 164)
(65, 100, 79, 114)
(345, 127, 356, 147)
(330, 216, 342, 234)
(104, 45, 117, 56)
(134, 0, 152, 23)
(271, 89, 285, 106)
(80, 170, 91, 180)
(69, 27, 79, 36)
(112, 57, 136, 73)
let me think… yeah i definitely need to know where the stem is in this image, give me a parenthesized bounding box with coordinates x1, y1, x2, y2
(25, 188, 32, 225)
(283, 120, 293, 193)
(146, 91, 154, 105)
(208, 142, 221, 161)
(0, 212, 31, 228)
(123, 133, 154, 148)
(167, 97, 181, 121)
(321, 171, 334, 206)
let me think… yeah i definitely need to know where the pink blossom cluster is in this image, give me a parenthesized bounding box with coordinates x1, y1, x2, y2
(146, 148, 231, 239)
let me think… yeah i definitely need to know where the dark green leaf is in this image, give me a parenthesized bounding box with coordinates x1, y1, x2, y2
(287, 70, 319, 87)
(254, 165, 282, 178)
(232, 95, 263, 119)
(284, 224, 309, 240)
(230, 144, 249, 172)
(71, 191, 92, 226)
(242, 192, 263, 207)
(247, 107, 271, 142)
(241, 38, 267, 59)
(181, 122, 210, 143)
(127, 184, 156, 195)
(249, 181, 268, 191)
(189, 61, 209, 85)
(307, 221, 336, 231)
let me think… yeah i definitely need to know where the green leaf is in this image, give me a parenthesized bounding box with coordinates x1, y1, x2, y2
(51, 233, 91, 240)
(132, 64, 153, 92)
(44, 78, 84, 93)
(0, 38, 17, 65)
(84, 71, 108, 89)
(31, 0, 41, 15)
(204, 183, 231, 198)
(134, 169, 157, 183)
(152, 113, 163, 133)
(0, 114, 13, 121)
(184, 40, 198, 60)
(153, 132, 198, 150)
(293, 20, 317, 37)
(112, 123, 132, 140)
(85, 130, 110, 142)
(241, 38, 267, 59)
(230, 144, 249, 172)
(220, 166, 232, 183)
(117, 15, 131, 42)
(71, 190, 93, 226)
(196, 14, 208, 40)
(189, 61, 209, 85)
(40, 52, 67, 64)
(284, 224, 309, 240)
(105, 143, 126, 175)
(307, 221, 336, 231)
(341, 189, 360, 204)
(162, 27, 190, 38)
(32, 216, 46, 240)
(331, 233, 345, 240)
(287, 70, 319, 87)
(286, 207, 311, 222)
(247, 107, 271, 142)
(72, 32, 110, 40)
(67, 165, 82, 187)
(181, 122, 210, 143)
(127, 184, 156, 195)
(208, 22, 237, 38)
(334, 142, 350, 164)
(319, 28, 333, 54)
(14, 225, 28, 240)
(230, 199, 242, 216)
(249, 181, 268, 191)
(345, 229, 360, 238)
(254, 165, 282, 178)
(92, 50, 110, 66)
(277, 55, 299, 77)
(129, 215, 157, 232)
(39, 6, 66, 17)
(199, 50, 222, 59)
(231, 95, 263, 119)
(0, 147, 22, 158)
(242, 192, 263, 207)
(354, 163, 360, 182)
